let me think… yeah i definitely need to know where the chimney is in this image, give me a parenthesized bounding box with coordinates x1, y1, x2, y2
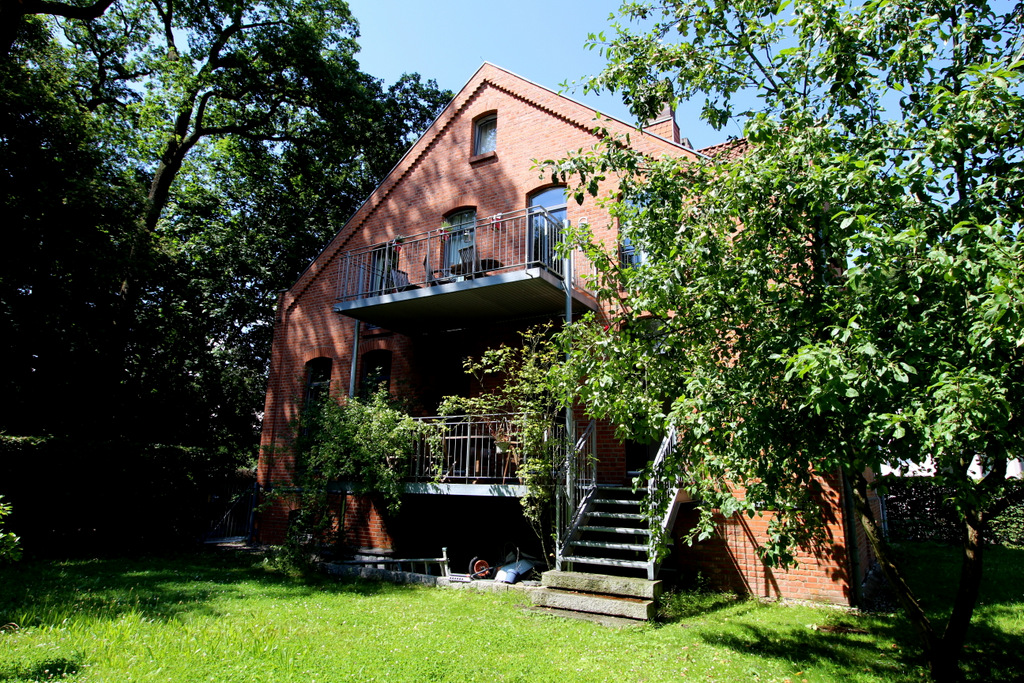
(642, 102, 680, 144)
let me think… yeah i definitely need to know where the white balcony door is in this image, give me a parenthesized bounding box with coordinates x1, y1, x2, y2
(528, 187, 567, 267)
(443, 209, 476, 271)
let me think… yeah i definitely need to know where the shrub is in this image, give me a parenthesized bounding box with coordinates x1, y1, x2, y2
(0, 435, 250, 554)
(294, 387, 421, 515)
(269, 387, 422, 570)
(0, 494, 21, 563)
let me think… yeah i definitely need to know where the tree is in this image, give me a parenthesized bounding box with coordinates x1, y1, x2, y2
(0, 0, 115, 59)
(439, 325, 568, 563)
(0, 19, 148, 436)
(2, 4, 449, 450)
(545, 0, 1023, 679)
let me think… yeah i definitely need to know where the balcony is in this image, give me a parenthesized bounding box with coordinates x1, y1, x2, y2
(404, 414, 565, 497)
(333, 208, 598, 331)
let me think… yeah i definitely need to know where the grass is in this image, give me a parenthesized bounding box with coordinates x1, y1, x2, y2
(0, 544, 1019, 682)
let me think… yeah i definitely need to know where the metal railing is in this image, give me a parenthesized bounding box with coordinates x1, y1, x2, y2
(203, 482, 259, 543)
(555, 419, 597, 564)
(646, 427, 679, 579)
(408, 414, 562, 485)
(335, 207, 594, 303)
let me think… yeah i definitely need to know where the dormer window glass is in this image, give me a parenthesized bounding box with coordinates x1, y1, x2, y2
(473, 115, 497, 155)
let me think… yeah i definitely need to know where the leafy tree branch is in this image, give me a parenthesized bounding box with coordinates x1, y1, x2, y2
(552, 0, 1022, 679)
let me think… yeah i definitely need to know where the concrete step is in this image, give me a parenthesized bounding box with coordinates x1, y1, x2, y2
(588, 511, 644, 521)
(581, 525, 651, 535)
(560, 555, 649, 570)
(571, 539, 648, 552)
(530, 587, 655, 621)
(520, 605, 641, 629)
(542, 570, 662, 600)
(595, 487, 644, 499)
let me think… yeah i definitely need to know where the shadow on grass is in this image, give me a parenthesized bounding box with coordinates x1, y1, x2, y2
(956, 610, 1024, 682)
(0, 548, 412, 628)
(657, 589, 744, 622)
(0, 656, 80, 682)
(661, 543, 1023, 683)
(700, 619, 921, 680)
(892, 543, 1024, 682)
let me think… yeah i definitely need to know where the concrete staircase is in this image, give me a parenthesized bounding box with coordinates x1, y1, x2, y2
(559, 485, 654, 579)
(537, 486, 663, 622)
(530, 570, 662, 621)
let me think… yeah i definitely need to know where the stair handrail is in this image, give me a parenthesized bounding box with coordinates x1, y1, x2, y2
(645, 427, 679, 579)
(204, 481, 260, 543)
(555, 419, 597, 567)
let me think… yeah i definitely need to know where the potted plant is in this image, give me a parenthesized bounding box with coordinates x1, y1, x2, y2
(489, 417, 515, 455)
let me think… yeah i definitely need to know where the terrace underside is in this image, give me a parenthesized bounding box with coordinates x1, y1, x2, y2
(333, 267, 597, 332)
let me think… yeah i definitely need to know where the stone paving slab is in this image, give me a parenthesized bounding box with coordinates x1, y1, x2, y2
(530, 587, 656, 620)
(541, 570, 662, 600)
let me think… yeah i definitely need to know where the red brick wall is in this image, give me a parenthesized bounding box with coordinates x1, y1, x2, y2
(341, 494, 394, 550)
(256, 491, 394, 550)
(595, 419, 627, 485)
(670, 475, 855, 605)
(642, 118, 680, 144)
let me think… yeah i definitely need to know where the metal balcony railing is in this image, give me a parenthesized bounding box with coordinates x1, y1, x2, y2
(335, 207, 594, 303)
(555, 420, 597, 559)
(407, 414, 565, 486)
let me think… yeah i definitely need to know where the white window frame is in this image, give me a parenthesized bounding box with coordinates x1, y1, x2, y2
(444, 209, 476, 270)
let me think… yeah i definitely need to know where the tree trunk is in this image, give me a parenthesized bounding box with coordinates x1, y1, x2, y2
(847, 473, 944, 675)
(848, 466, 1008, 682)
(929, 456, 1007, 681)
(146, 133, 197, 233)
(0, 0, 21, 58)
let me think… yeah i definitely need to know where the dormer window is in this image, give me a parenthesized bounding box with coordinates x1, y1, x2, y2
(473, 114, 497, 155)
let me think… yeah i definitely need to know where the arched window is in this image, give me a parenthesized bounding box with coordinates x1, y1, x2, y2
(359, 349, 392, 396)
(304, 357, 333, 407)
(527, 187, 567, 266)
(473, 114, 497, 155)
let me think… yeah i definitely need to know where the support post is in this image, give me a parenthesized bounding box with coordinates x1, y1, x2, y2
(348, 317, 360, 397)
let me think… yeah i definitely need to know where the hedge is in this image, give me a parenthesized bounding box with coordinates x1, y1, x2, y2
(884, 477, 1024, 547)
(0, 435, 253, 556)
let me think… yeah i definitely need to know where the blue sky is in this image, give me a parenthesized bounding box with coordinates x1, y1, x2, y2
(345, 0, 733, 150)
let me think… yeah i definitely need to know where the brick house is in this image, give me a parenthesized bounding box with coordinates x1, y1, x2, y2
(256, 63, 876, 605)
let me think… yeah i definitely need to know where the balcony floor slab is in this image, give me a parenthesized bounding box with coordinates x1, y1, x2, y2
(404, 482, 527, 497)
(333, 268, 597, 332)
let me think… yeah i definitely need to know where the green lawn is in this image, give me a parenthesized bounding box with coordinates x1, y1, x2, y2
(0, 544, 1020, 682)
